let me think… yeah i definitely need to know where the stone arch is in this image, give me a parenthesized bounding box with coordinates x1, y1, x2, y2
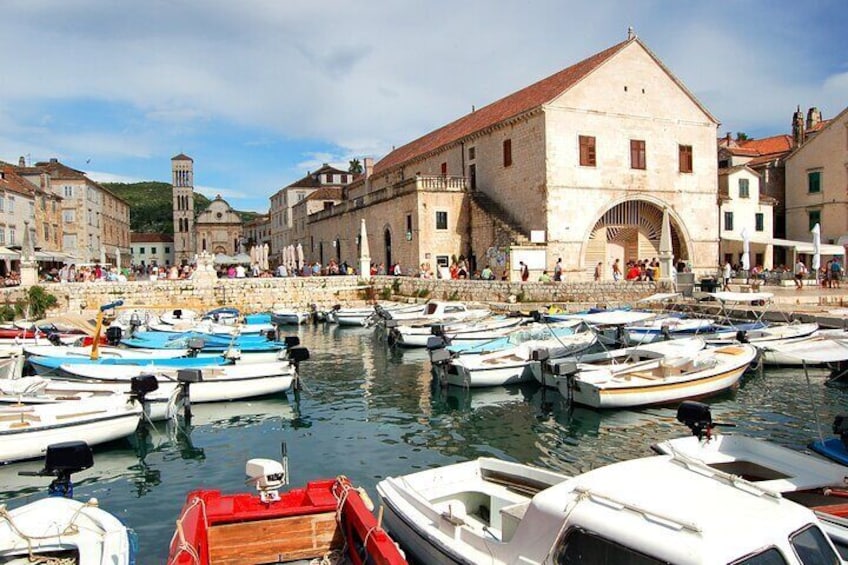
(581, 197, 692, 272)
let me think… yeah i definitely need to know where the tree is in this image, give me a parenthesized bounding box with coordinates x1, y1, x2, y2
(735, 132, 749, 141)
(348, 159, 363, 174)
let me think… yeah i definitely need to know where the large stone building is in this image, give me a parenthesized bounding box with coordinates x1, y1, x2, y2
(305, 33, 720, 280)
(130, 232, 174, 267)
(785, 105, 848, 249)
(717, 165, 775, 269)
(195, 195, 243, 255)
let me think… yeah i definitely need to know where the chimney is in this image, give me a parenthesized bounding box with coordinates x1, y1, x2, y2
(18, 156, 25, 167)
(363, 157, 374, 179)
(725, 132, 732, 144)
(49, 157, 58, 164)
(806, 107, 822, 131)
(792, 105, 805, 148)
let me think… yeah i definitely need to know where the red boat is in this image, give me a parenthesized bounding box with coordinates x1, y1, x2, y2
(168, 460, 407, 565)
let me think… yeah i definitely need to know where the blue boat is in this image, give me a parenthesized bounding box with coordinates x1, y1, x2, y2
(809, 415, 848, 466)
(121, 331, 282, 352)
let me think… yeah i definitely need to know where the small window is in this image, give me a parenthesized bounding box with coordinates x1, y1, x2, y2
(63, 210, 75, 223)
(678, 144, 693, 173)
(579, 135, 596, 167)
(808, 171, 821, 193)
(406, 214, 412, 233)
(739, 178, 750, 198)
(724, 211, 734, 231)
(436, 211, 448, 230)
(732, 547, 788, 565)
(808, 210, 821, 231)
(64, 186, 73, 198)
(139, 247, 145, 254)
(755, 213, 764, 232)
(325, 173, 333, 183)
(554, 527, 665, 565)
(341, 174, 348, 183)
(789, 524, 840, 564)
(503, 139, 512, 167)
(436, 255, 449, 267)
(0, 196, 5, 212)
(150, 247, 157, 255)
(469, 164, 477, 191)
(468, 147, 476, 160)
(441, 162, 447, 176)
(630, 140, 646, 170)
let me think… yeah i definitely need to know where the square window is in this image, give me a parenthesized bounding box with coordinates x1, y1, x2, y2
(503, 139, 512, 167)
(724, 211, 734, 231)
(441, 162, 447, 176)
(739, 178, 750, 198)
(808, 210, 821, 231)
(579, 136, 596, 167)
(468, 147, 476, 160)
(436, 211, 448, 230)
(808, 171, 821, 193)
(630, 140, 646, 170)
(678, 145, 692, 173)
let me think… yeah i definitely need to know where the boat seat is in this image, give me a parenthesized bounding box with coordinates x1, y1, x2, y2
(500, 501, 530, 542)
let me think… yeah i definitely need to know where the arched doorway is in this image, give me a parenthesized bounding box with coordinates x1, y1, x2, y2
(584, 200, 688, 271)
(384, 228, 393, 268)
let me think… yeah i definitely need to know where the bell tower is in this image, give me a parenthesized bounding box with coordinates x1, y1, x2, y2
(171, 154, 195, 265)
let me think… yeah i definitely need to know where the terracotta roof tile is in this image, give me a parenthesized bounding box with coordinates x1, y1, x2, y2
(171, 153, 193, 162)
(0, 167, 37, 198)
(304, 187, 343, 202)
(807, 120, 830, 133)
(284, 164, 352, 189)
(131, 232, 174, 243)
(724, 147, 760, 157)
(374, 38, 634, 174)
(739, 134, 793, 155)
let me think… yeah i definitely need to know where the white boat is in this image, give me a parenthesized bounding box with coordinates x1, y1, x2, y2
(537, 336, 708, 387)
(24, 344, 192, 360)
(654, 401, 848, 557)
(390, 315, 528, 348)
(269, 309, 310, 325)
(378, 301, 490, 329)
(759, 328, 848, 366)
(0, 395, 141, 463)
(147, 319, 273, 335)
(625, 315, 716, 344)
(0, 442, 135, 564)
(159, 308, 200, 325)
(0, 348, 24, 380)
(438, 331, 597, 388)
(707, 321, 820, 345)
(560, 343, 756, 409)
(376, 454, 842, 564)
(331, 302, 424, 326)
(56, 361, 298, 403)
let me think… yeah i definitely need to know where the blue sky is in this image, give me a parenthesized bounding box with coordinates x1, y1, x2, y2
(1, 1, 846, 212)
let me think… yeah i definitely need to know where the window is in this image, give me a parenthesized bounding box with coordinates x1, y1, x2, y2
(554, 528, 665, 565)
(297, 192, 305, 202)
(755, 212, 764, 232)
(150, 247, 157, 255)
(808, 210, 821, 231)
(0, 230, 4, 245)
(468, 147, 475, 160)
(8, 196, 14, 211)
(739, 178, 750, 199)
(441, 162, 447, 176)
(165, 246, 170, 254)
(406, 214, 412, 234)
(469, 164, 477, 191)
(808, 171, 821, 193)
(63, 234, 75, 249)
(44, 225, 49, 241)
(579, 135, 596, 167)
(732, 547, 788, 564)
(678, 144, 693, 173)
(436, 211, 448, 230)
(325, 173, 333, 183)
(503, 139, 512, 167)
(789, 525, 840, 564)
(64, 186, 73, 198)
(724, 211, 734, 231)
(630, 140, 646, 170)
(436, 255, 449, 267)
(139, 247, 146, 255)
(0, 196, 4, 212)
(63, 210, 75, 223)
(341, 174, 348, 183)
(8, 227, 15, 245)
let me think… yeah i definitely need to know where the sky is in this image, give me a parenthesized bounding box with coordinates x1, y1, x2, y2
(1, 1, 846, 213)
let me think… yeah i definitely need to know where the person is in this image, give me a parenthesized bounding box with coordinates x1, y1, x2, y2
(594, 262, 602, 282)
(612, 258, 621, 282)
(519, 261, 529, 282)
(625, 261, 640, 281)
(393, 263, 402, 276)
(830, 257, 841, 289)
(553, 258, 563, 282)
(794, 258, 806, 289)
(722, 261, 732, 291)
(481, 264, 494, 281)
(538, 270, 552, 283)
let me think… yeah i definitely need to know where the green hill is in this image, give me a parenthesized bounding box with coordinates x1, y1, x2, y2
(103, 182, 258, 234)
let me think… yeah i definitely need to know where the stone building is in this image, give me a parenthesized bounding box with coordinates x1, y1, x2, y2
(171, 153, 196, 265)
(243, 215, 271, 250)
(268, 164, 353, 267)
(291, 187, 343, 265)
(717, 165, 775, 269)
(195, 195, 243, 255)
(130, 232, 174, 267)
(785, 105, 848, 249)
(305, 33, 720, 280)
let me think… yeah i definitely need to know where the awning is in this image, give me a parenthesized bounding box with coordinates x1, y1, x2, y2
(721, 234, 845, 255)
(0, 246, 19, 258)
(34, 251, 73, 262)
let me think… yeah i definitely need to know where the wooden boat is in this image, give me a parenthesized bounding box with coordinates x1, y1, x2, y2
(559, 343, 757, 409)
(436, 331, 597, 388)
(0, 394, 141, 463)
(654, 401, 848, 557)
(0, 441, 136, 564)
(376, 454, 841, 564)
(168, 452, 407, 564)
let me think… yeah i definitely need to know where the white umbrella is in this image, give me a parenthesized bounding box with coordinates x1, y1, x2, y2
(100, 245, 106, 266)
(296, 243, 304, 271)
(262, 243, 270, 271)
(740, 227, 750, 272)
(115, 246, 121, 270)
(812, 222, 821, 283)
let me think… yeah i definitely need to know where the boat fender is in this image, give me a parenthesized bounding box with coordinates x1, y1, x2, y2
(358, 487, 375, 512)
(223, 348, 242, 361)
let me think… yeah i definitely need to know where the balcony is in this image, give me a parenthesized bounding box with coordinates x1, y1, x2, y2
(309, 175, 467, 223)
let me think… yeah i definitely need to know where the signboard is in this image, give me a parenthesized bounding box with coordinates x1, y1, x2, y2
(530, 230, 546, 243)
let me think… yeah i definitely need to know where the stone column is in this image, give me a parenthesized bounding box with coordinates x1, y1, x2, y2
(20, 219, 38, 286)
(358, 218, 371, 282)
(192, 250, 218, 287)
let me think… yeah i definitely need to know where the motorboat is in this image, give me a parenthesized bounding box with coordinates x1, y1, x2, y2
(430, 320, 583, 360)
(0, 441, 136, 564)
(120, 331, 284, 353)
(538, 335, 708, 388)
(376, 453, 842, 564)
(557, 343, 757, 409)
(330, 302, 424, 326)
(168, 449, 407, 564)
(389, 315, 529, 348)
(758, 328, 848, 366)
(434, 331, 597, 388)
(654, 401, 848, 557)
(0, 347, 24, 380)
(270, 308, 311, 326)
(0, 394, 142, 463)
(707, 321, 820, 346)
(160, 308, 200, 325)
(624, 315, 717, 344)
(810, 414, 848, 466)
(373, 301, 490, 331)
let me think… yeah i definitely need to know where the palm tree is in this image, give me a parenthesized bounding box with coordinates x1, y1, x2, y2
(348, 158, 363, 174)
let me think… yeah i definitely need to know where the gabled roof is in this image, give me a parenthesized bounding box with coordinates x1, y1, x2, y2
(786, 105, 848, 162)
(171, 153, 193, 162)
(722, 146, 760, 157)
(284, 164, 352, 190)
(131, 232, 174, 243)
(373, 36, 718, 175)
(739, 134, 793, 156)
(717, 165, 759, 177)
(0, 167, 37, 198)
(305, 187, 343, 201)
(33, 159, 88, 180)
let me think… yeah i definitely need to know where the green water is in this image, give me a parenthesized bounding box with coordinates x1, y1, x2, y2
(1, 324, 846, 563)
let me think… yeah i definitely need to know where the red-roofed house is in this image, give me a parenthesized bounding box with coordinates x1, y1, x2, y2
(302, 33, 720, 279)
(130, 232, 174, 267)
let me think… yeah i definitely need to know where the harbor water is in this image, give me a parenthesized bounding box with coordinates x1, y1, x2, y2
(2, 324, 847, 563)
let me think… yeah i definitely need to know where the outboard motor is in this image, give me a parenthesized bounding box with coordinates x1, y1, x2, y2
(735, 330, 749, 344)
(429, 347, 452, 365)
(833, 415, 848, 450)
(129, 374, 159, 403)
(186, 338, 205, 357)
(106, 326, 123, 346)
(532, 310, 543, 323)
(284, 335, 301, 348)
(426, 336, 447, 351)
(177, 369, 203, 419)
(286, 346, 310, 370)
(676, 401, 734, 440)
(660, 325, 672, 341)
(129, 312, 143, 337)
(18, 441, 94, 498)
(173, 309, 183, 320)
(431, 325, 445, 337)
(47, 332, 62, 346)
